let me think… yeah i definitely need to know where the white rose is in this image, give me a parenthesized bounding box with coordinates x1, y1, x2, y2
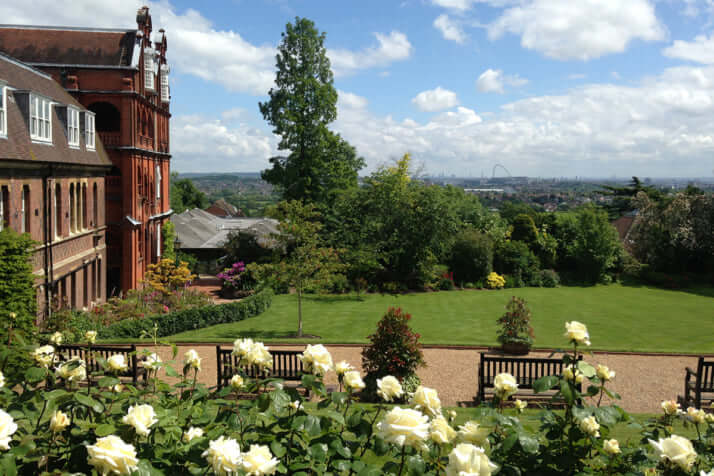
(603, 438, 621, 455)
(410, 386, 442, 418)
(563, 365, 584, 384)
(184, 349, 202, 371)
(230, 374, 244, 390)
(203, 436, 242, 476)
(0, 371, 4, 388)
(85, 331, 97, 344)
(107, 354, 128, 373)
(564, 321, 591, 346)
(86, 435, 138, 476)
(649, 435, 697, 471)
(335, 360, 353, 376)
(661, 400, 680, 416)
(702, 471, 714, 476)
(596, 364, 615, 382)
(183, 427, 204, 443)
(122, 404, 158, 437)
(579, 416, 600, 437)
(377, 376, 404, 402)
(448, 410, 457, 421)
(494, 373, 518, 399)
(113, 384, 124, 393)
(289, 400, 303, 411)
(0, 409, 18, 450)
(376, 406, 430, 450)
(55, 358, 87, 382)
(429, 416, 456, 444)
(246, 342, 272, 370)
(141, 352, 162, 371)
(241, 444, 279, 476)
(514, 399, 527, 412)
(232, 338, 254, 358)
(343, 370, 365, 392)
(299, 344, 333, 375)
(33, 345, 55, 368)
(446, 443, 499, 476)
(458, 421, 490, 447)
(50, 331, 63, 345)
(706, 413, 714, 424)
(50, 410, 70, 433)
(686, 407, 706, 425)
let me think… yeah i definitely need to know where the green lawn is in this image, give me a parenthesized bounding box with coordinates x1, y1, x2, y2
(168, 284, 714, 353)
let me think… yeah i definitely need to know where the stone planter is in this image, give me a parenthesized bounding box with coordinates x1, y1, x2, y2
(501, 342, 531, 355)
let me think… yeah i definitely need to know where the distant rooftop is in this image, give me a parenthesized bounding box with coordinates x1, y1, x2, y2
(172, 208, 278, 250)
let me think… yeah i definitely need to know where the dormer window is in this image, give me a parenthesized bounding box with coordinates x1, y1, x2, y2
(160, 65, 169, 103)
(144, 48, 155, 91)
(30, 94, 52, 143)
(67, 107, 80, 147)
(85, 112, 95, 150)
(0, 83, 6, 138)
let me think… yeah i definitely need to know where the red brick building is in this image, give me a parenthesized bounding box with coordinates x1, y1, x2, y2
(0, 6, 172, 295)
(0, 53, 111, 318)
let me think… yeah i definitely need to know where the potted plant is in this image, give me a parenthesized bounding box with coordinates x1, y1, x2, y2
(496, 296, 534, 355)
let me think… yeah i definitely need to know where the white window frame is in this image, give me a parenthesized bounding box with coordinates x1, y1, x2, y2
(85, 112, 95, 150)
(30, 94, 52, 143)
(156, 223, 161, 257)
(0, 84, 7, 138)
(160, 65, 169, 103)
(155, 164, 161, 199)
(0, 186, 4, 231)
(144, 48, 155, 91)
(67, 106, 80, 147)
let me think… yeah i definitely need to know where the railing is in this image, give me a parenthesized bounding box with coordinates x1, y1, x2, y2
(138, 135, 153, 149)
(98, 131, 121, 147)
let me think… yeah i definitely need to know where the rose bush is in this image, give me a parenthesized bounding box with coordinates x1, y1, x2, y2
(1, 319, 714, 475)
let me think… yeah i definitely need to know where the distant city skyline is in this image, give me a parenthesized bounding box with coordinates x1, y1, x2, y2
(5, 0, 714, 177)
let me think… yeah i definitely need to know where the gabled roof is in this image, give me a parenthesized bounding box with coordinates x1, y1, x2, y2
(172, 209, 278, 250)
(0, 53, 112, 168)
(0, 26, 138, 68)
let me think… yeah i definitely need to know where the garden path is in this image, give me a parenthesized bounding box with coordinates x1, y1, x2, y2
(139, 344, 700, 414)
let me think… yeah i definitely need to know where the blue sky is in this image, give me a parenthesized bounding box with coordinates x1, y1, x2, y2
(5, 0, 714, 177)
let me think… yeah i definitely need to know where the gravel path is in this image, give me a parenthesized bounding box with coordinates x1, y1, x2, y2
(139, 344, 700, 414)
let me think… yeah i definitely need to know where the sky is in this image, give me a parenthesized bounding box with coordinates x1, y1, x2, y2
(3, 0, 714, 178)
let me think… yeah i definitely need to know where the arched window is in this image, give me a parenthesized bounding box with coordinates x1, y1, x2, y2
(69, 184, 75, 233)
(92, 183, 98, 227)
(54, 183, 61, 239)
(155, 164, 161, 200)
(81, 184, 87, 229)
(21, 185, 30, 234)
(87, 102, 120, 132)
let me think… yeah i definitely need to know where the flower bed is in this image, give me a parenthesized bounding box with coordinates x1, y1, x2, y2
(1, 318, 713, 474)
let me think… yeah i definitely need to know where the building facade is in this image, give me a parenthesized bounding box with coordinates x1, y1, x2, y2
(0, 53, 111, 318)
(0, 6, 172, 296)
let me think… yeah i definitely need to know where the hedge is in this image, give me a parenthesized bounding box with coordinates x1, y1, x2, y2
(98, 288, 274, 339)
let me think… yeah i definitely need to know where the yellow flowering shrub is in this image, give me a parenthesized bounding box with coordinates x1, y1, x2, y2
(486, 272, 506, 289)
(143, 259, 195, 295)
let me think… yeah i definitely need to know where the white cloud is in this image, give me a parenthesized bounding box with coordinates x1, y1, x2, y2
(171, 114, 277, 172)
(328, 31, 412, 77)
(488, 0, 666, 61)
(664, 34, 714, 64)
(476, 69, 528, 93)
(433, 14, 467, 43)
(411, 87, 460, 111)
(431, 0, 517, 11)
(338, 90, 369, 110)
(335, 65, 714, 176)
(568, 73, 587, 80)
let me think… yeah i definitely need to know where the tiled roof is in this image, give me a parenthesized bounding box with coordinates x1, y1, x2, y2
(172, 209, 278, 250)
(0, 53, 112, 168)
(0, 26, 137, 67)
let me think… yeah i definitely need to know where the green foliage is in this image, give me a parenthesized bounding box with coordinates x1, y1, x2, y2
(161, 221, 176, 262)
(448, 229, 494, 285)
(494, 240, 541, 285)
(496, 296, 534, 346)
(571, 206, 624, 284)
(223, 230, 272, 265)
(170, 172, 208, 213)
(538, 269, 561, 288)
(0, 227, 37, 341)
(361, 307, 425, 386)
(600, 176, 663, 219)
(260, 17, 364, 204)
(99, 288, 273, 339)
(511, 213, 538, 244)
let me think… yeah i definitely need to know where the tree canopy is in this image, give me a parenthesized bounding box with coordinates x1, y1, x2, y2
(259, 17, 364, 204)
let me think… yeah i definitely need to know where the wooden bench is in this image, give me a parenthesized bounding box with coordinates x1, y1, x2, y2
(478, 352, 582, 403)
(683, 357, 714, 409)
(216, 346, 305, 390)
(57, 344, 146, 385)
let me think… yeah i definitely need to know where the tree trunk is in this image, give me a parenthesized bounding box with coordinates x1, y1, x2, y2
(297, 287, 303, 337)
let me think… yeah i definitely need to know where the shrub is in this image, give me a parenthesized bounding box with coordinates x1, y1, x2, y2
(496, 296, 534, 346)
(144, 259, 195, 295)
(99, 288, 274, 339)
(361, 307, 425, 400)
(504, 274, 524, 288)
(511, 213, 538, 244)
(448, 229, 493, 285)
(539, 269, 560, 288)
(494, 240, 540, 284)
(486, 272, 506, 289)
